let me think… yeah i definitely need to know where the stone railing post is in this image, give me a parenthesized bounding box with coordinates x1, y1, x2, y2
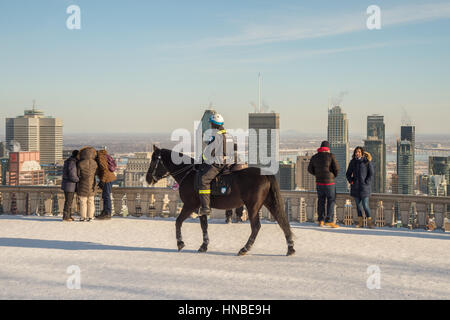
(16, 192, 27, 215)
(399, 201, 411, 228)
(43, 192, 54, 216)
(305, 195, 316, 223)
(29, 192, 40, 215)
(369, 198, 379, 224)
(415, 202, 428, 229)
(126, 192, 138, 217)
(56, 193, 65, 217)
(2, 192, 11, 214)
(167, 192, 179, 218)
(375, 199, 385, 227)
(139, 191, 151, 217)
(335, 196, 347, 225)
(112, 191, 124, 217)
(298, 197, 307, 223)
(383, 200, 395, 227)
(288, 196, 299, 222)
(434, 203, 445, 230)
(154, 192, 165, 217)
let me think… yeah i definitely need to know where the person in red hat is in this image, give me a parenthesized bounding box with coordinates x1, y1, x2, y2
(307, 141, 340, 228)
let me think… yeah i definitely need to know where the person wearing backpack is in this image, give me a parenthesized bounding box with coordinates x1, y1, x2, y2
(95, 146, 117, 220)
(346, 146, 375, 228)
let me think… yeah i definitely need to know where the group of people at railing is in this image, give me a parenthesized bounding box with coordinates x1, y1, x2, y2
(61, 147, 116, 222)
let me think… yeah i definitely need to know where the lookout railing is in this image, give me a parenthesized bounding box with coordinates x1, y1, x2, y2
(0, 186, 449, 231)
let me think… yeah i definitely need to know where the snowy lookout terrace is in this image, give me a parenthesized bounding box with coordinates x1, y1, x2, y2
(0, 186, 449, 299)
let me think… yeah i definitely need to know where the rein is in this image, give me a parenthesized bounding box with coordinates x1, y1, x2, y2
(152, 155, 195, 186)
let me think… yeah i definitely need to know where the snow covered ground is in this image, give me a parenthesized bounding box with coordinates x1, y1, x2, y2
(0, 214, 449, 300)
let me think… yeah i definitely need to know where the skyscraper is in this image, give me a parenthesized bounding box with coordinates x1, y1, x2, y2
(296, 155, 315, 191)
(364, 115, 386, 193)
(397, 140, 414, 195)
(277, 160, 296, 190)
(396, 125, 415, 194)
(428, 156, 450, 196)
(327, 106, 349, 193)
(5, 105, 63, 165)
(248, 112, 280, 173)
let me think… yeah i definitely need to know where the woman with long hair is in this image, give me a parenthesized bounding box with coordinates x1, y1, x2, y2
(346, 146, 375, 228)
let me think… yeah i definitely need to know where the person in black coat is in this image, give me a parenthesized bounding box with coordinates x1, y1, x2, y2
(61, 150, 79, 221)
(346, 146, 375, 228)
(307, 141, 340, 228)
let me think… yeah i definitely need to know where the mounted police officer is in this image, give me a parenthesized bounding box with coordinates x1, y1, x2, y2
(198, 113, 234, 216)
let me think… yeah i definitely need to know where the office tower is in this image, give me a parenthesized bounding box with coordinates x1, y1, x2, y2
(5, 105, 63, 165)
(417, 174, 429, 194)
(396, 125, 415, 194)
(391, 173, 399, 194)
(365, 115, 386, 192)
(296, 155, 315, 191)
(401, 126, 415, 147)
(364, 137, 384, 194)
(428, 175, 447, 197)
(6, 151, 45, 186)
(248, 112, 280, 171)
(428, 156, 450, 195)
(0, 158, 8, 185)
(327, 106, 349, 192)
(277, 160, 296, 190)
(397, 140, 414, 195)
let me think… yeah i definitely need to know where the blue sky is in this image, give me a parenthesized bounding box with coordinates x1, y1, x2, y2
(0, 0, 449, 135)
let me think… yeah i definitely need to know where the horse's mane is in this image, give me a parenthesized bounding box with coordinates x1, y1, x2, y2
(161, 148, 195, 165)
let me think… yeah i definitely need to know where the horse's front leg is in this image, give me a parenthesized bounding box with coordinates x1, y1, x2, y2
(176, 206, 195, 251)
(198, 215, 209, 252)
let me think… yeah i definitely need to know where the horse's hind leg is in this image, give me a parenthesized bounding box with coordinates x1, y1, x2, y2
(198, 215, 209, 253)
(176, 205, 196, 251)
(264, 198, 295, 256)
(238, 204, 262, 256)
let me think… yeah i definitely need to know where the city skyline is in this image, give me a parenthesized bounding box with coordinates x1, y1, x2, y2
(1, 1, 450, 135)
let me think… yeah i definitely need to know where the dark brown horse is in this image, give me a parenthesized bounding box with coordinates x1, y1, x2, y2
(146, 146, 295, 256)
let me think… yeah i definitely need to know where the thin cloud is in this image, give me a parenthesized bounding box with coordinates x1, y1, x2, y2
(170, 2, 450, 49)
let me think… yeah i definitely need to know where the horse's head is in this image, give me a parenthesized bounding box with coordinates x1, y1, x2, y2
(146, 145, 169, 185)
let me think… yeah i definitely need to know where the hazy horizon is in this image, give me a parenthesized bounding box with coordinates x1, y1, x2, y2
(1, 1, 449, 135)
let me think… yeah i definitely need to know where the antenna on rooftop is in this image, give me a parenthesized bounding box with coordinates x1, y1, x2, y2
(258, 73, 262, 113)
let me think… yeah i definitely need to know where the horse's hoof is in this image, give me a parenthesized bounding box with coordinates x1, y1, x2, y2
(237, 248, 248, 256)
(198, 244, 208, 253)
(177, 241, 185, 251)
(287, 247, 296, 256)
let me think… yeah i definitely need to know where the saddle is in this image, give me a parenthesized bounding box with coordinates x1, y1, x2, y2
(194, 163, 248, 196)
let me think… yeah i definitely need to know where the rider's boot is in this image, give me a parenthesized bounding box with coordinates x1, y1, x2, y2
(198, 192, 211, 216)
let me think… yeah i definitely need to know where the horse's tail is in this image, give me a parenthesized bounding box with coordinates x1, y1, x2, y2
(265, 175, 294, 244)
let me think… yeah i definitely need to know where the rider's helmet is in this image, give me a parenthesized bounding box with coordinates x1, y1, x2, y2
(209, 113, 224, 126)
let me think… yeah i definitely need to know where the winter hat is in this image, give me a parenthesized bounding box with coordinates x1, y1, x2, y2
(320, 141, 330, 148)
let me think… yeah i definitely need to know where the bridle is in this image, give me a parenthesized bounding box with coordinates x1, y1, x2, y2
(150, 154, 194, 186)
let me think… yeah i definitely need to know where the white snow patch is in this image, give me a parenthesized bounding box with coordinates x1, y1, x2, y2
(0, 215, 449, 299)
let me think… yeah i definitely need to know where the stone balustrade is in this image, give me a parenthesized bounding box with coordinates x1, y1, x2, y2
(0, 186, 449, 231)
